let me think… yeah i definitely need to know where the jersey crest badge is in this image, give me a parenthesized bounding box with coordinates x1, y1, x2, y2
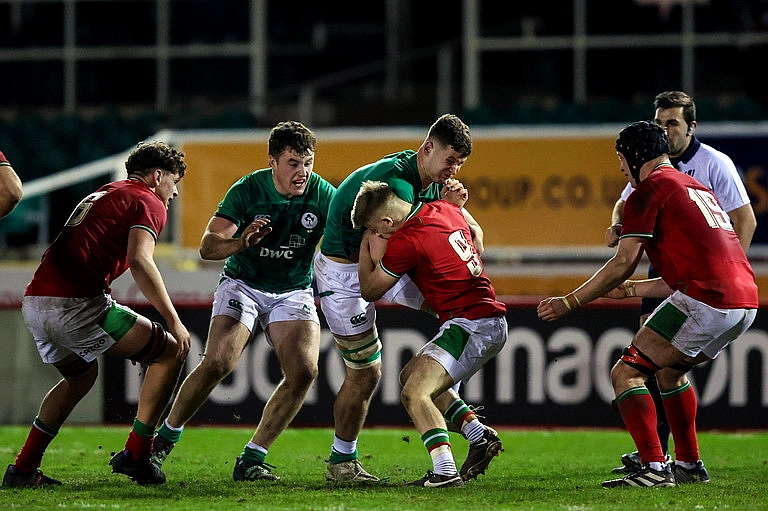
(301, 212, 319, 230)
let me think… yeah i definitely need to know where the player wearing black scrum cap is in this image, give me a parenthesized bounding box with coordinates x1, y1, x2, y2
(538, 121, 758, 488)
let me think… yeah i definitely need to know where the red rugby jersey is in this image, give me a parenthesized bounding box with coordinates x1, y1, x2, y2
(622, 165, 758, 309)
(380, 200, 507, 323)
(26, 179, 167, 298)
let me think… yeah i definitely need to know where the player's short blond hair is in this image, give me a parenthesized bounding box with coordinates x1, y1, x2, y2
(351, 180, 396, 230)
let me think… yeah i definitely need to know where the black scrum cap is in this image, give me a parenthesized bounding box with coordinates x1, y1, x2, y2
(615, 121, 670, 182)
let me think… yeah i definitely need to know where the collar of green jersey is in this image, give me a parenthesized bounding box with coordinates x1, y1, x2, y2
(406, 202, 424, 222)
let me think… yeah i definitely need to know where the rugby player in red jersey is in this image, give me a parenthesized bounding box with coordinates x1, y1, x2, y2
(352, 179, 507, 488)
(604, 91, 756, 476)
(3, 141, 191, 487)
(538, 121, 758, 488)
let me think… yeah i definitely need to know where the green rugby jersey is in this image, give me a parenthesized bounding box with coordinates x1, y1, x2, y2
(216, 168, 335, 293)
(320, 150, 442, 259)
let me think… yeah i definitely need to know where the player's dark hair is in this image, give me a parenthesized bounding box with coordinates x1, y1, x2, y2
(428, 114, 472, 157)
(269, 121, 317, 158)
(615, 121, 670, 182)
(351, 180, 394, 230)
(125, 141, 186, 178)
(654, 90, 696, 129)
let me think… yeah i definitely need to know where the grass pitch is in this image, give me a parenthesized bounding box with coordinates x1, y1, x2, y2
(0, 425, 766, 510)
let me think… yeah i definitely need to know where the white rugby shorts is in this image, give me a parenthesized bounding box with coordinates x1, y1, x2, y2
(212, 276, 318, 345)
(645, 290, 756, 359)
(418, 315, 508, 384)
(313, 251, 424, 337)
(22, 294, 137, 364)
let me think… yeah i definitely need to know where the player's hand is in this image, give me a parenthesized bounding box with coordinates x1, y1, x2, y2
(537, 296, 571, 321)
(605, 223, 621, 247)
(240, 218, 272, 249)
(363, 229, 387, 264)
(442, 178, 468, 207)
(603, 285, 627, 299)
(168, 319, 191, 361)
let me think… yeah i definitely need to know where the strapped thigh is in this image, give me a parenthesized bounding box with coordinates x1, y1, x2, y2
(335, 331, 381, 369)
(669, 359, 695, 374)
(55, 356, 97, 378)
(129, 321, 169, 364)
(620, 343, 661, 376)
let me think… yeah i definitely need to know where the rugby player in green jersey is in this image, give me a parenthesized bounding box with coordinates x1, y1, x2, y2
(149, 121, 336, 482)
(314, 114, 503, 483)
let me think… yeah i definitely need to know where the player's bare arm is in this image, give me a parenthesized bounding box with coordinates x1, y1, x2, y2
(727, 203, 757, 252)
(605, 198, 625, 248)
(127, 227, 191, 360)
(537, 236, 644, 321)
(199, 216, 272, 260)
(358, 230, 399, 302)
(604, 277, 672, 300)
(462, 207, 484, 256)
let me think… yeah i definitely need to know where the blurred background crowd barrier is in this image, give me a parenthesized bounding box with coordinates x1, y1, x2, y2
(4, 124, 768, 297)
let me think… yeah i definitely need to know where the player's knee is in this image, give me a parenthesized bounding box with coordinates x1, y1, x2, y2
(286, 362, 319, 390)
(656, 367, 690, 390)
(338, 363, 380, 400)
(609, 362, 629, 387)
(197, 352, 238, 381)
(611, 359, 646, 389)
(348, 363, 381, 392)
(129, 321, 173, 365)
(400, 386, 415, 410)
(618, 344, 660, 377)
(400, 381, 428, 412)
(303, 363, 320, 385)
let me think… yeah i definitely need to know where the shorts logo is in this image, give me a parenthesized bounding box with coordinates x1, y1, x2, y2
(78, 338, 107, 358)
(350, 313, 367, 326)
(228, 299, 244, 312)
(301, 212, 319, 230)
